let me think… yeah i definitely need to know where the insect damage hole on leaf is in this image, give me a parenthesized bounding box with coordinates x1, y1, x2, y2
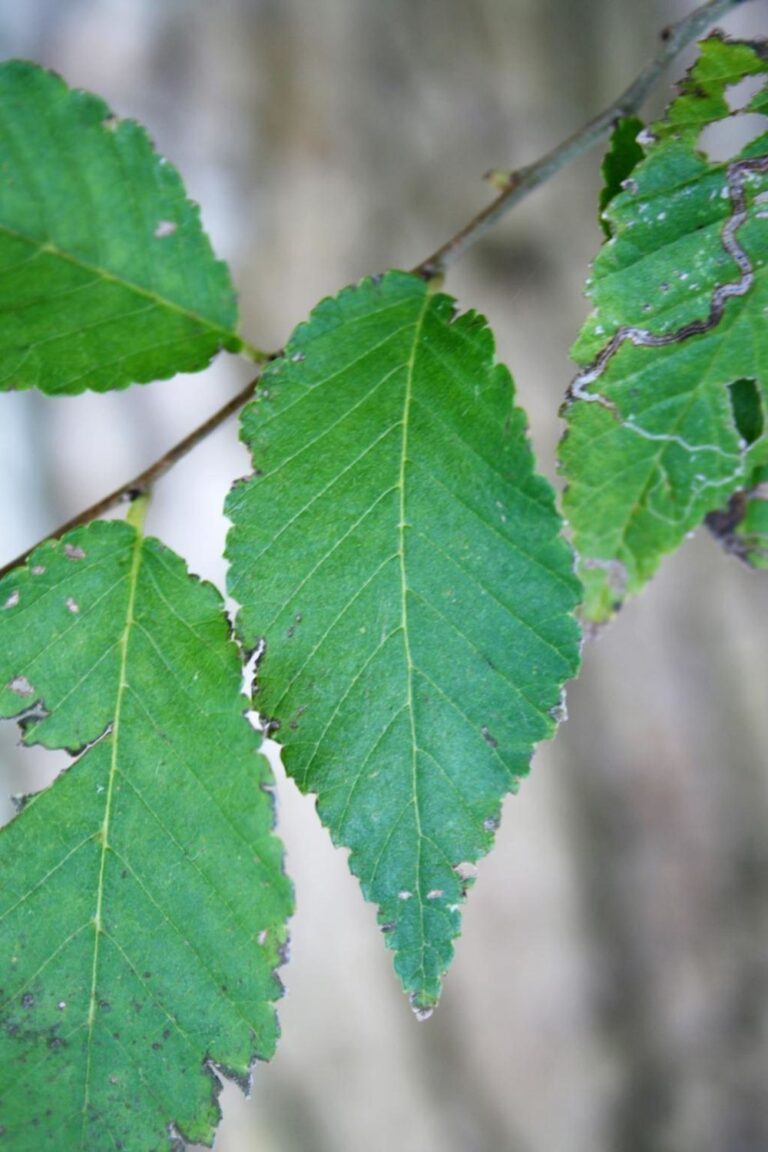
(9, 676, 34, 697)
(698, 113, 768, 161)
(725, 73, 767, 112)
(728, 378, 764, 446)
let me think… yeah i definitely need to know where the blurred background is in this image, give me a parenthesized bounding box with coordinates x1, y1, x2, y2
(1, 1, 768, 1149)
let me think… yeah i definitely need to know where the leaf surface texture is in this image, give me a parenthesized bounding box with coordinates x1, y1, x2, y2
(560, 36, 768, 620)
(226, 271, 581, 1010)
(0, 61, 240, 394)
(0, 520, 290, 1150)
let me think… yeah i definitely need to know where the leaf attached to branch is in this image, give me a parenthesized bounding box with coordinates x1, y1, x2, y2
(560, 35, 768, 622)
(226, 270, 581, 1013)
(0, 519, 291, 1151)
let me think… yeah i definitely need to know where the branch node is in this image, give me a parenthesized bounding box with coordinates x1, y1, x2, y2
(0, 374, 264, 582)
(413, 0, 751, 277)
(484, 167, 519, 192)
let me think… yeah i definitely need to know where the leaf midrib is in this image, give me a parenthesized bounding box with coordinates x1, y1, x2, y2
(0, 221, 240, 348)
(80, 525, 143, 1144)
(398, 291, 430, 994)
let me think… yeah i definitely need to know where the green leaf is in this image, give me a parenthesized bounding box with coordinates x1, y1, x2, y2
(0, 60, 241, 395)
(736, 466, 768, 568)
(559, 35, 768, 621)
(226, 270, 581, 1012)
(0, 516, 290, 1150)
(598, 115, 644, 236)
(706, 462, 768, 568)
(728, 376, 764, 447)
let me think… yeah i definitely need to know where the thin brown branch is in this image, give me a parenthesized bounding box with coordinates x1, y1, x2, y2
(0, 374, 263, 580)
(414, 0, 754, 277)
(0, 0, 756, 581)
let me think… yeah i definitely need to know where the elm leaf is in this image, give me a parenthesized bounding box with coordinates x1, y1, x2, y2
(226, 270, 581, 1012)
(0, 60, 241, 395)
(560, 35, 768, 621)
(0, 516, 291, 1151)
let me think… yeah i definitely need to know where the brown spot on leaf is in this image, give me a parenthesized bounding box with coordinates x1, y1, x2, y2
(481, 725, 498, 748)
(10, 676, 34, 697)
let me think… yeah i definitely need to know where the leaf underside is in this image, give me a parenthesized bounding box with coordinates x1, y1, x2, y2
(226, 270, 581, 1011)
(0, 60, 240, 395)
(0, 522, 291, 1151)
(560, 35, 768, 621)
